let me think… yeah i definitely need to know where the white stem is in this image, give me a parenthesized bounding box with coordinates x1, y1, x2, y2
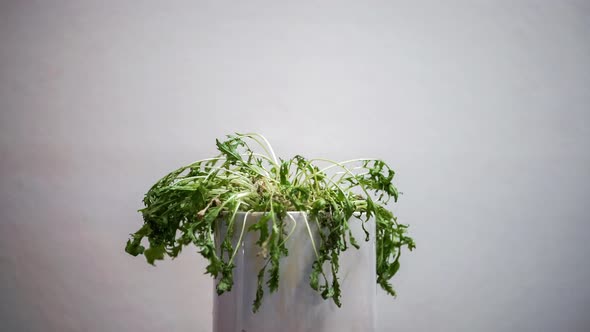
(310, 158, 372, 197)
(282, 212, 299, 246)
(226, 202, 243, 236)
(205, 167, 252, 179)
(241, 152, 276, 165)
(187, 156, 224, 167)
(313, 158, 378, 173)
(301, 213, 319, 260)
(241, 133, 279, 166)
(254, 133, 279, 165)
(230, 211, 250, 263)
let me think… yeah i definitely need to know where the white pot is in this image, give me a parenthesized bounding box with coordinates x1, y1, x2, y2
(213, 212, 376, 332)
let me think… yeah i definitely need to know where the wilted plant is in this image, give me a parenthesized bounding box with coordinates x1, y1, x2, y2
(126, 133, 415, 312)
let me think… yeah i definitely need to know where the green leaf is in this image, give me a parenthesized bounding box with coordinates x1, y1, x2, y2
(280, 161, 291, 186)
(144, 244, 165, 265)
(205, 260, 222, 277)
(253, 264, 267, 313)
(216, 278, 231, 294)
(310, 263, 320, 290)
(378, 276, 397, 297)
(267, 250, 281, 292)
(204, 206, 222, 224)
(348, 230, 360, 250)
(125, 224, 151, 256)
(216, 138, 243, 164)
(125, 238, 145, 256)
(216, 264, 235, 295)
(248, 213, 271, 246)
(389, 260, 400, 278)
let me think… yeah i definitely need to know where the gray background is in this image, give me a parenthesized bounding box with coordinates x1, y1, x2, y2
(1, 1, 589, 331)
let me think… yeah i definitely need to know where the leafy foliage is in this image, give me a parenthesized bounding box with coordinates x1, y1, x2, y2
(125, 133, 415, 312)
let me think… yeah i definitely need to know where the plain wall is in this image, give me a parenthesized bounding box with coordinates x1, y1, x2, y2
(1, 1, 589, 331)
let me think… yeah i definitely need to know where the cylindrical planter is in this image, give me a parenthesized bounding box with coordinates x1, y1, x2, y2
(213, 212, 376, 332)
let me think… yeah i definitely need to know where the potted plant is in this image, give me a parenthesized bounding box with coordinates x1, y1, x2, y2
(125, 133, 415, 331)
